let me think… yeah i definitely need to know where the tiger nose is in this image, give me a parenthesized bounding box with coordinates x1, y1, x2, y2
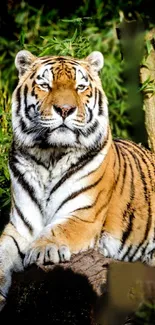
(53, 104, 76, 119)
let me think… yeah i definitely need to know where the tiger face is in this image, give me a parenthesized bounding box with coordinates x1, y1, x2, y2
(12, 50, 108, 149)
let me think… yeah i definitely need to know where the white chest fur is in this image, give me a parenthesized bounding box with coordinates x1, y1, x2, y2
(35, 150, 90, 225)
(10, 146, 106, 241)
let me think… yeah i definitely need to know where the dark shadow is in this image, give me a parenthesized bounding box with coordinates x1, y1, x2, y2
(0, 265, 99, 324)
(0, 204, 10, 233)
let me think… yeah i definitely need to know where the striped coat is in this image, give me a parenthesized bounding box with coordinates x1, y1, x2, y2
(0, 50, 155, 308)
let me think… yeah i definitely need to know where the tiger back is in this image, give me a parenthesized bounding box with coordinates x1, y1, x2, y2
(0, 49, 155, 309)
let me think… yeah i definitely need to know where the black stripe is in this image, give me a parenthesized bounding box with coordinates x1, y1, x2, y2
(128, 243, 142, 262)
(98, 89, 103, 115)
(73, 204, 93, 212)
(72, 215, 94, 224)
(9, 153, 42, 211)
(54, 57, 66, 62)
(73, 181, 108, 215)
(24, 84, 29, 119)
(45, 61, 57, 65)
(129, 233, 151, 262)
(120, 151, 127, 195)
(65, 61, 79, 66)
(32, 80, 35, 88)
(70, 66, 76, 80)
(30, 72, 36, 79)
(80, 135, 109, 181)
(7, 235, 25, 260)
(118, 151, 135, 252)
(78, 69, 88, 82)
(47, 151, 99, 200)
(20, 118, 27, 133)
(55, 174, 104, 215)
(114, 143, 121, 186)
(0, 290, 7, 299)
(96, 187, 114, 219)
(144, 211, 152, 242)
(141, 242, 149, 257)
(13, 200, 33, 234)
(80, 120, 99, 137)
(41, 59, 57, 65)
(88, 73, 93, 81)
(115, 143, 128, 194)
(120, 212, 135, 251)
(16, 117, 36, 135)
(94, 132, 105, 149)
(122, 153, 135, 219)
(16, 86, 21, 115)
(31, 80, 37, 97)
(86, 105, 93, 123)
(86, 91, 93, 98)
(121, 245, 132, 261)
(24, 84, 28, 101)
(93, 87, 98, 109)
(50, 57, 80, 66)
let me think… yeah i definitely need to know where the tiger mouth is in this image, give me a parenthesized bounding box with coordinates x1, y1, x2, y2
(40, 123, 73, 133)
(55, 125, 71, 132)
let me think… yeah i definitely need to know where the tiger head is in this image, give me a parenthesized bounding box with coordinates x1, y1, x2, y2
(12, 50, 109, 150)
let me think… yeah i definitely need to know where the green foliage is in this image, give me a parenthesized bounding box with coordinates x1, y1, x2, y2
(135, 301, 155, 324)
(0, 82, 12, 211)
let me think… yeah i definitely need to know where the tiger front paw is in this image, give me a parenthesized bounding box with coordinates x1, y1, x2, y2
(24, 243, 71, 267)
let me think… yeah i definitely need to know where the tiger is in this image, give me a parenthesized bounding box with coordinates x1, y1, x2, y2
(0, 49, 155, 310)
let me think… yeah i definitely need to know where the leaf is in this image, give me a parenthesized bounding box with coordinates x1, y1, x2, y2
(71, 29, 78, 43)
(146, 39, 153, 55)
(19, 30, 26, 47)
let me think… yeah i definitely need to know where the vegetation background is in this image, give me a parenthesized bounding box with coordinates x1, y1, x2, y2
(0, 0, 154, 228)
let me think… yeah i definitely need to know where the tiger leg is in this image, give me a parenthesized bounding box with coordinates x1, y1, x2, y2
(98, 230, 146, 262)
(0, 222, 29, 310)
(98, 231, 155, 265)
(24, 217, 101, 267)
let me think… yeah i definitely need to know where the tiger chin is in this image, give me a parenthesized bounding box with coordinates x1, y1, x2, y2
(0, 49, 155, 309)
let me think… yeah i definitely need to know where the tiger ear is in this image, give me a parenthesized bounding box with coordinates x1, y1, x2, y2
(15, 50, 37, 77)
(86, 51, 104, 72)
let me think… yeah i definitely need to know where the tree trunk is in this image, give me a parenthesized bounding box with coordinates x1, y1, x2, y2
(140, 28, 155, 152)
